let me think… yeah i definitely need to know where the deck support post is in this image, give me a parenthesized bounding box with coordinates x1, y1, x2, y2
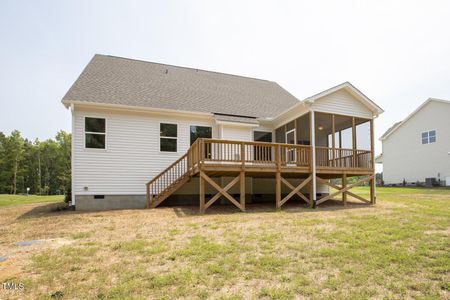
(276, 171, 281, 209)
(342, 173, 347, 206)
(199, 171, 205, 214)
(240, 171, 246, 211)
(146, 184, 151, 208)
(370, 177, 375, 204)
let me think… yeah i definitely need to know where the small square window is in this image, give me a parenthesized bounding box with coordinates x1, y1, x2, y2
(190, 125, 212, 145)
(160, 123, 177, 137)
(160, 138, 177, 152)
(86, 133, 106, 149)
(85, 118, 105, 133)
(421, 130, 437, 145)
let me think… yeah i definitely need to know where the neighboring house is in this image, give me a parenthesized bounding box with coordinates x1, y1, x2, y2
(62, 54, 384, 211)
(378, 98, 450, 186)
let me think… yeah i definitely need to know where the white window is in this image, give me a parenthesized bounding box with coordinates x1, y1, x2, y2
(85, 117, 106, 149)
(421, 130, 436, 144)
(160, 123, 177, 152)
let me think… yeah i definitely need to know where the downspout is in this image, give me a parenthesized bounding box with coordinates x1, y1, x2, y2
(70, 103, 75, 207)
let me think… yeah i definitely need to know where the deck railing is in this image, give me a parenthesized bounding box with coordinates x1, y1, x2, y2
(315, 146, 372, 169)
(147, 138, 373, 206)
(201, 139, 311, 167)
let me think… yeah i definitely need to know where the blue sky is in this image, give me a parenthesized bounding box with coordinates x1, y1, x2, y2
(1, 0, 450, 156)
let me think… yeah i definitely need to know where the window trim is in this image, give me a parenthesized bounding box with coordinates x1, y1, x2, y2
(84, 116, 107, 150)
(190, 124, 213, 145)
(159, 122, 179, 153)
(421, 129, 437, 145)
(253, 130, 273, 143)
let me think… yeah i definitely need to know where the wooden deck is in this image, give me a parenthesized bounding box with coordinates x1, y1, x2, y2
(146, 138, 376, 212)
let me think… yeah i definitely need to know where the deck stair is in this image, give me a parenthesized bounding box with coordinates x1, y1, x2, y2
(146, 140, 201, 208)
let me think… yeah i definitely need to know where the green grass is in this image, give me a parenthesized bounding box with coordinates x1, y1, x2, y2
(0, 194, 64, 207)
(1, 187, 449, 299)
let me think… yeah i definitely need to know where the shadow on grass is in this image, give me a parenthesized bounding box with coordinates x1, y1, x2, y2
(16, 198, 371, 219)
(171, 199, 372, 217)
(16, 202, 70, 219)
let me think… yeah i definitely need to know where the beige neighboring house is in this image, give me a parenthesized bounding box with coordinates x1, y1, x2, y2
(378, 98, 450, 186)
(63, 54, 383, 211)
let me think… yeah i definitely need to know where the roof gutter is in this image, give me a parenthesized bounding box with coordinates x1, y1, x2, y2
(62, 100, 214, 118)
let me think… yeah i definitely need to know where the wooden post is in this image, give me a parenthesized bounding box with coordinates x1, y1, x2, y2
(240, 171, 245, 211)
(199, 171, 205, 213)
(370, 119, 376, 204)
(352, 117, 356, 168)
(146, 183, 151, 208)
(276, 171, 281, 209)
(241, 142, 245, 167)
(198, 139, 203, 171)
(332, 114, 335, 167)
(276, 144, 281, 170)
(342, 173, 347, 206)
(310, 111, 317, 208)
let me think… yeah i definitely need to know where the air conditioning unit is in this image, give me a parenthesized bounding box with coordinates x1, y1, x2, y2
(425, 178, 438, 187)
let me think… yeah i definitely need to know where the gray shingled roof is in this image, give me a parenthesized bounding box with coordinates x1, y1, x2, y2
(62, 54, 300, 118)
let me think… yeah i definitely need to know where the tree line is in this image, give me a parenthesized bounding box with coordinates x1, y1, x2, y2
(0, 130, 71, 196)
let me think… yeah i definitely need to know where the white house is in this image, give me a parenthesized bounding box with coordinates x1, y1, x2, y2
(62, 54, 383, 211)
(378, 98, 450, 186)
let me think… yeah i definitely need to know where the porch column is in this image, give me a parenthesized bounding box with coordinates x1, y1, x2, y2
(370, 119, 376, 204)
(310, 110, 317, 208)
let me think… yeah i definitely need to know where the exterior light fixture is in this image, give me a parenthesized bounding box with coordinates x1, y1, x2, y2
(318, 125, 324, 131)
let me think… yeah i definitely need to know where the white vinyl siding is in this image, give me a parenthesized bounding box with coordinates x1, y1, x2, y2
(221, 125, 253, 141)
(311, 89, 373, 119)
(382, 101, 450, 184)
(73, 107, 215, 195)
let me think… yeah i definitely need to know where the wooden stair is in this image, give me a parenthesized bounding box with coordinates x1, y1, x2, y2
(146, 140, 201, 208)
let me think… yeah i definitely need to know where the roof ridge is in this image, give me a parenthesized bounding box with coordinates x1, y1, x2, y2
(96, 54, 274, 83)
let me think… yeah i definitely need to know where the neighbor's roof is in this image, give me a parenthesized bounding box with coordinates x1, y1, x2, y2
(380, 98, 450, 141)
(62, 54, 300, 118)
(379, 121, 402, 140)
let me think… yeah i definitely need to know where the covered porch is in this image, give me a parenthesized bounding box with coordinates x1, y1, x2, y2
(147, 111, 376, 212)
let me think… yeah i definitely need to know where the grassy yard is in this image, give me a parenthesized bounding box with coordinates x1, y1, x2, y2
(0, 187, 449, 299)
(0, 194, 64, 208)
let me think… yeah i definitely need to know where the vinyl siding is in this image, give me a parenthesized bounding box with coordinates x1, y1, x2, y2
(382, 101, 450, 184)
(311, 89, 373, 118)
(73, 106, 216, 195)
(221, 124, 253, 141)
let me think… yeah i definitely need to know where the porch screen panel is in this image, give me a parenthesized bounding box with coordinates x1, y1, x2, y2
(355, 118, 371, 150)
(296, 113, 310, 145)
(275, 127, 285, 143)
(314, 113, 333, 167)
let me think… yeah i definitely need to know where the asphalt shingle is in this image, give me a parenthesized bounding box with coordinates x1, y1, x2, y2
(63, 54, 300, 119)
